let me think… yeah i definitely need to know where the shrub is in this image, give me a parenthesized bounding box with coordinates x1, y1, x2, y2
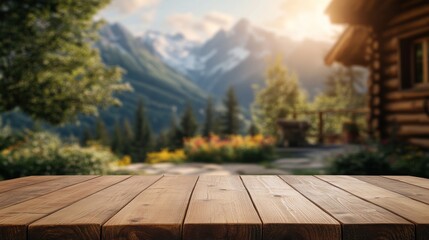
(329, 141, 429, 177)
(146, 149, 186, 164)
(0, 131, 117, 179)
(184, 134, 275, 163)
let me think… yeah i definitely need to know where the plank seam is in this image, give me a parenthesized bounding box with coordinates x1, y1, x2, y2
(355, 176, 429, 206)
(239, 175, 264, 240)
(277, 175, 344, 240)
(314, 176, 419, 225)
(180, 176, 199, 240)
(382, 176, 429, 190)
(23, 176, 133, 240)
(0, 176, 100, 211)
(0, 176, 64, 194)
(99, 175, 164, 239)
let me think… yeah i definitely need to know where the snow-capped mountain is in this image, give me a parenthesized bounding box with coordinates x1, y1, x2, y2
(142, 19, 333, 109)
(141, 31, 200, 75)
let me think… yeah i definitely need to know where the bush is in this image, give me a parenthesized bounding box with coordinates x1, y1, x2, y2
(146, 149, 186, 164)
(0, 131, 117, 179)
(329, 141, 429, 177)
(184, 135, 275, 163)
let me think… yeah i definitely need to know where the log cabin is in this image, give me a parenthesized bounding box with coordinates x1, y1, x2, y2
(325, 0, 429, 148)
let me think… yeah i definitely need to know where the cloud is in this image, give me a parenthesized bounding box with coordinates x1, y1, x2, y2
(110, 0, 159, 14)
(268, 0, 343, 42)
(167, 12, 235, 42)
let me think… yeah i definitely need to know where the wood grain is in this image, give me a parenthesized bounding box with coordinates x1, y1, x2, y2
(0, 176, 128, 240)
(28, 176, 162, 240)
(0, 176, 97, 209)
(183, 175, 262, 240)
(0, 176, 62, 194)
(385, 176, 429, 189)
(281, 175, 415, 240)
(318, 175, 429, 240)
(355, 176, 429, 204)
(103, 176, 198, 240)
(241, 175, 340, 240)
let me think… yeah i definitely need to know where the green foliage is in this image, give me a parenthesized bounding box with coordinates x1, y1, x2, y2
(252, 58, 308, 136)
(312, 66, 367, 135)
(122, 119, 134, 155)
(202, 97, 216, 137)
(95, 118, 110, 146)
(0, 0, 130, 124)
(329, 141, 429, 177)
(0, 131, 116, 179)
(132, 100, 152, 161)
(248, 122, 259, 136)
(221, 87, 241, 135)
(180, 103, 198, 138)
(184, 135, 275, 163)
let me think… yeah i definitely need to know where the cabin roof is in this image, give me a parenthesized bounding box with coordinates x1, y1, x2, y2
(325, 0, 399, 66)
(326, 0, 399, 25)
(325, 26, 371, 66)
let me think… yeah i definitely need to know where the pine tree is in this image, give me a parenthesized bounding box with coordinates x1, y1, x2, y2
(202, 97, 215, 137)
(111, 120, 123, 154)
(122, 119, 134, 155)
(95, 118, 110, 146)
(252, 57, 308, 135)
(81, 126, 93, 146)
(168, 113, 182, 149)
(221, 87, 241, 135)
(180, 103, 198, 139)
(133, 100, 152, 161)
(248, 122, 259, 136)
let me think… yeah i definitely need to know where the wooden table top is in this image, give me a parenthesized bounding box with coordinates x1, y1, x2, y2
(0, 175, 428, 240)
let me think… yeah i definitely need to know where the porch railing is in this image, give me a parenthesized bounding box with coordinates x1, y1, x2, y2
(290, 109, 369, 144)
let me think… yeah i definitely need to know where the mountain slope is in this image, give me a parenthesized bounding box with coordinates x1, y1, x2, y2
(142, 19, 333, 109)
(93, 23, 208, 131)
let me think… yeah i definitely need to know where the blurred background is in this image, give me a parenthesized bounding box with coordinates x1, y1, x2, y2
(0, 0, 428, 179)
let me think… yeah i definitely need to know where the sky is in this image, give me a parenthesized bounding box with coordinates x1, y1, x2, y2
(96, 0, 344, 43)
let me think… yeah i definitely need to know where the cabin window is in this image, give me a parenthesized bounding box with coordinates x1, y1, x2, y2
(412, 39, 428, 85)
(401, 37, 429, 89)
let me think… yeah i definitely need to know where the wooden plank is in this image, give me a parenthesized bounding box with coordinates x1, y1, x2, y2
(183, 176, 262, 240)
(241, 176, 340, 240)
(385, 176, 429, 189)
(103, 176, 198, 240)
(398, 125, 429, 136)
(281, 176, 414, 240)
(0, 176, 97, 209)
(28, 176, 162, 240)
(409, 138, 429, 148)
(318, 175, 429, 240)
(0, 176, 129, 240)
(355, 176, 429, 204)
(0, 176, 62, 194)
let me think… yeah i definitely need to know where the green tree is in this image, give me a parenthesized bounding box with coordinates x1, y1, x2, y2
(221, 87, 241, 135)
(81, 126, 93, 146)
(248, 122, 259, 136)
(133, 100, 152, 161)
(122, 119, 134, 155)
(252, 58, 308, 136)
(167, 112, 182, 149)
(202, 97, 215, 137)
(312, 66, 367, 134)
(95, 118, 110, 146)
(111, 120, 123, 154)
(180, 103, 198, 138)
(0, 0, 129, 124)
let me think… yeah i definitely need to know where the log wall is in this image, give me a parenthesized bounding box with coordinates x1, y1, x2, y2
(372, 0, 429, 147)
